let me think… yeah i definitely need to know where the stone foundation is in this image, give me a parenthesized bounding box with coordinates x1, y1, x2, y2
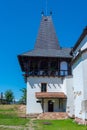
(26, 112, 68, 120)
(75, 117, 87, 125)
(37, 112, 68, 120)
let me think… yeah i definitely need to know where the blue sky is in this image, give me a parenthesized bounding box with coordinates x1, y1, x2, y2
(0, 0, 87, 100)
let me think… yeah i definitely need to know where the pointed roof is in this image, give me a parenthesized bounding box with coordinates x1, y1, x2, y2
(18, 15, 72, 58)
(34, 16, 60, 50)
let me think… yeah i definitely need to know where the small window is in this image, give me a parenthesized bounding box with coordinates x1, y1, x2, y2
(44, 18, 48, 21)
(41, 83, 47, 92)
(36, 100, 41, 103)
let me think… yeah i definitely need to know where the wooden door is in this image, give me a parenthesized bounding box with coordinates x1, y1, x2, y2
(48, 100, 54, 112)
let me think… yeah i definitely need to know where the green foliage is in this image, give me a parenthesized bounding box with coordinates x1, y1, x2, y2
(19, 88, 26, 104)
(4, 90, 14, 104)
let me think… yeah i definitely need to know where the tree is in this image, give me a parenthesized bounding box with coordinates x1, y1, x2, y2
(20, 88, 26, 104)
(4, 90, 14, 104)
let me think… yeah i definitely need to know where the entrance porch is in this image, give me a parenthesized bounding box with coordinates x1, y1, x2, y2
(36, 92, 67, 113)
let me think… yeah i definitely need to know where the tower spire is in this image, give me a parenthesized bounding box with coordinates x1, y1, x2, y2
(46, 0, 48, 16)
(41, 0, 52, 16)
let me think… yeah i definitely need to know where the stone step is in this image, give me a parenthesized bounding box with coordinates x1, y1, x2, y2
(37, 112, 68, 120)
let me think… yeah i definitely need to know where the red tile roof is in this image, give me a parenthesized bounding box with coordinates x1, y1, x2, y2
(35, 92, 67, 99)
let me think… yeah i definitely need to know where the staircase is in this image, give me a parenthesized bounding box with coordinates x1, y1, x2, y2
(37, 112, 68, 120)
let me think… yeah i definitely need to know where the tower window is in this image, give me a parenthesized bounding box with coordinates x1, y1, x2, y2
(41, 83, 47, 92)
(44, 18, 48, 21)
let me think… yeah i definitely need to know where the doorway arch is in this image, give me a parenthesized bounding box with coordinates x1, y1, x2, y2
(48, 100, 54, 112)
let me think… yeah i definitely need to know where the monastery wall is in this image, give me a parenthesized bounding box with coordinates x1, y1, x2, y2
(82, 52, 87, 119)
(26, 77, 64, 114)
(72, 55, 84, 119)
(82, 52, 87, 100)
(63, 76, 74, 117)
(72, 35, 87, 120)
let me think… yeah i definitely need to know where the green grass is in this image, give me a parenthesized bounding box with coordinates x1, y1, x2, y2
(0, 105, 87, 130)
(0, 114, 29, 126)
(0, 105, 29, 126)
(33, 119, 87, 130)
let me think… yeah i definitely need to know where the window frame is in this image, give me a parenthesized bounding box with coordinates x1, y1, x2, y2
(41, 83, 47, 92)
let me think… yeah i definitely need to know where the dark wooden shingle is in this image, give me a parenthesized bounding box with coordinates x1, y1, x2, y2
(19, 16, 72, 58)
(34, 16, 60, 50)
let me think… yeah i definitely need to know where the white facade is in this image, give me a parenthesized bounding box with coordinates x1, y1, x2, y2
(72, 56, 84, 119)
(26, 31, 87, 122)
(72, 35, 87, 120)
(17, 15, 87, 123)
(63, 77, 74, 117)
(27, 77, 66, 114)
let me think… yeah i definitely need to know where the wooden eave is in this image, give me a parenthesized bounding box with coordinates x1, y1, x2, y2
(71, 48, 87, 65)
(35, 92, 67, 99)
(71, 27, 87, 53)
(18, 55, 72, 72)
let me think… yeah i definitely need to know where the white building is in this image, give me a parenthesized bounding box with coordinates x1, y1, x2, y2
(18, 15, 87, 123)
(71, 28, 87, 123)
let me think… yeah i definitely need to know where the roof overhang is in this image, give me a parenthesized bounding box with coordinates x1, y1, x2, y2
(71, 48, 87, 65)
(18, 48, 72, 58)
(35, 92, 67, 99)
(71, 27, 87, 53)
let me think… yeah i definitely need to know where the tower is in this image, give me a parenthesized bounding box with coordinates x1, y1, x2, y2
(18, 13, 72, 114)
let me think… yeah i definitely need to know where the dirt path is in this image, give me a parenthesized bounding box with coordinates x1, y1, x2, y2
(0, 125, 24, 130)
(28, 119, 35, 130)
(0, 119, 35, 130)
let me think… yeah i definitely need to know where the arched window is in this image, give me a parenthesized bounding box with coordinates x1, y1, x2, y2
(60, 61, 68, 76)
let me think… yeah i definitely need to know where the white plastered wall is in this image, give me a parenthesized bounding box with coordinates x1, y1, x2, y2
(26, 77, 65, 114)
(72, 56, 84, 119)
(72, 35, 87, 120)
(82, 52, 87, 119)
(63, 76, 74, 117)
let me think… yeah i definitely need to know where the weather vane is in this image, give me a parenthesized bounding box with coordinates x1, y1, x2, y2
(46, 0, 52, 16)
(46, 0, 48, 15)
(41, 0, 52, 16)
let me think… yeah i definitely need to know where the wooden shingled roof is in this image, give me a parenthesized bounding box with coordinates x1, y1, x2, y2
(20, 48, 72, 58)
(34, 16, 60, 50)
(35, 92, 67, 99)
(19, 15, 72, 58)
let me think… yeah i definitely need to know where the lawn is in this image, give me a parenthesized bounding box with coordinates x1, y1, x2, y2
(0, 105, 87, 130)
(33, 119, 87, 130)
(0, 105, 29, 127)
